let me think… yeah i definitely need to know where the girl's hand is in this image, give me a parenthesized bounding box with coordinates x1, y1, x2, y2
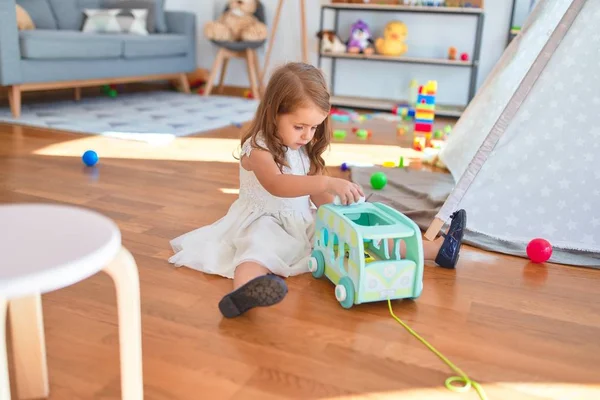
(326, 177, 364, 205)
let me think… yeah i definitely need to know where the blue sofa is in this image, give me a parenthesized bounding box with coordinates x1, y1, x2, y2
(1, 0, 197, 117)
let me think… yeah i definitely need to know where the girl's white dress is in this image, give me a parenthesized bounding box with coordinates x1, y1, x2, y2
(169, 133, 315, 279)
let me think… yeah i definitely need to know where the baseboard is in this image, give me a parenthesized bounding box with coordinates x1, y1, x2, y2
(0, 82, 252, 105)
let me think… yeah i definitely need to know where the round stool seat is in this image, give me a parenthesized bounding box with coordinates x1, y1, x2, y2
(0, 203, 121, 299)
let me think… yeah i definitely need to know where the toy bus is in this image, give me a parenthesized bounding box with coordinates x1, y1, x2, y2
(308, 201, 424, 309)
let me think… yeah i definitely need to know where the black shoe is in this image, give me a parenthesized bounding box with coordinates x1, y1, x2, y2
(434, 209, 467, 269)
(218, 274, 288, 318)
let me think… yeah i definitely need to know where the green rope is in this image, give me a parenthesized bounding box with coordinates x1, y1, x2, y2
(387, 299, 488, 400)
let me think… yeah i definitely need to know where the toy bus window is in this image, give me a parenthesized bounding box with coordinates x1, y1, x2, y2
(320, 228, 329, 247)
(393, 239, 403, 260)
(332, 233, 340, 259)
(343, 212, 393, 227)
(382, 239, 391, 259)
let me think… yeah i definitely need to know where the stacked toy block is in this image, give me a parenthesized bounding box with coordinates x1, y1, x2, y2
(413, 81, 437, 151)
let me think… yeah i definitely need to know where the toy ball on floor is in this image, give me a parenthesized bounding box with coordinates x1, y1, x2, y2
(82, 150, 99, 167)
(526, 238, 552, 263)
(370, 172, 387, 190)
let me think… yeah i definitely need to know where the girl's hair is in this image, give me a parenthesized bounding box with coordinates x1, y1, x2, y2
(240, 62, 331, 175)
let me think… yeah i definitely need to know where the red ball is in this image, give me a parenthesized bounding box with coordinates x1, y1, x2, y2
(526, 238, 552, 263)
(460, 52, 469, 61)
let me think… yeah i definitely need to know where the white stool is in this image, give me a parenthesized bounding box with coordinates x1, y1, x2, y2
(0, 204, 143, 399)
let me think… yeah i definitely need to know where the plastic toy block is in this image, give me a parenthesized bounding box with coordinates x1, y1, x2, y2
(417, 95, 435, 105)
(420, 80, 438, 94)
(415, 123, 433, 132)
(415, 110, 434, 118)
(333, 129, 347, 139)
(415, 115, 434, 123)
(415, 119, 433, 125)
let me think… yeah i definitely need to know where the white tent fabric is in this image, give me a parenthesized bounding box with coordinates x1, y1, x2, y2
(435, 0, 599, 262)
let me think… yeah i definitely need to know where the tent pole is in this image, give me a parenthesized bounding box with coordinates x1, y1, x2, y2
(425, 218, 445, 241)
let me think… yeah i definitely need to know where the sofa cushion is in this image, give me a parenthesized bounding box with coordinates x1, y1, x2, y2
(16, 0, 58, 29)
(19, 30, 122, 60)
(121, 34, 189, 58)
(48, 0, 102, 30)
(100, 0, 159, 33)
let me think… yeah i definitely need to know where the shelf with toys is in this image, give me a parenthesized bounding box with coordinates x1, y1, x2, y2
(317, 1, 485, 117)
(319, 52, 473, 67)
(325, 2, 483, 15)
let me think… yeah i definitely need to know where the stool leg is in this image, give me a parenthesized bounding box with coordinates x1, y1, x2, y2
(204, 49, 225, 97)
(0, 298, 10, 400)
(217, 57, 230, 93)
(245, 49, 260, 100)
(103, 247, 143, 400)
(9, 294, 49, 399)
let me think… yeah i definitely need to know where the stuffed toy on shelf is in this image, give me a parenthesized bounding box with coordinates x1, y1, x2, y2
(375, 21, 408, 56)
(204, 0, 267, 42)
(346, 20, 374, 55)
(317, 30, 347, 53)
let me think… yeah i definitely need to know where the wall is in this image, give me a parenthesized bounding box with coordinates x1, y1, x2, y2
(165, 0, 513, 107)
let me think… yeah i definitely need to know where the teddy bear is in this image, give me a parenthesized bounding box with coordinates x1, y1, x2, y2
(204, 0, 268, 42)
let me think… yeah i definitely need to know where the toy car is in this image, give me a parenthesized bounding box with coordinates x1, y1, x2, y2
(308, 201, 424, 309)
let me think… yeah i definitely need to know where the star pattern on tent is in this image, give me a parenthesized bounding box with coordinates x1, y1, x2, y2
(452, 11, 600, 256)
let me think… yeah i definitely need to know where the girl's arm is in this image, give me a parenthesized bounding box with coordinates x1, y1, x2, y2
(244, 148, 329, 197)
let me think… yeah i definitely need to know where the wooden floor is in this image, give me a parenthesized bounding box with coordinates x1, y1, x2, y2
(1, 108, 600, 400)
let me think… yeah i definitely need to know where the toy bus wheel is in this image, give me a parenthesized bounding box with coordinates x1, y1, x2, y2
(335, 277, 355, 309)
(309, 250, 325, 278)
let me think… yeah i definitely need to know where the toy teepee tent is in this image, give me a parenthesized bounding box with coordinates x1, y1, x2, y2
(425, 0, 600, 266)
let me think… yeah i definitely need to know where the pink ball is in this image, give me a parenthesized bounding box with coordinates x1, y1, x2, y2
(526, 238, 552, 263)
(460, 52, 469, 61)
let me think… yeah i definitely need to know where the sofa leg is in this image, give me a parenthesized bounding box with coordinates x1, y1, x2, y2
(177, 74, 190, 94)
(8, 86, 21, 118)
(74, 87, 81, 101)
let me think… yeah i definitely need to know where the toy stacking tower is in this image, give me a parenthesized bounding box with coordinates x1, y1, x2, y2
(413, 81, 437, 151)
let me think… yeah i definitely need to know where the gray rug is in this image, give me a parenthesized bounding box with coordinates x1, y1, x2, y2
(352, 166, 600, 267)
(0, 91, 258, 144)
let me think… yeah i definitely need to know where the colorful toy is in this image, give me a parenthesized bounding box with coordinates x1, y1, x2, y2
(398, 156, 407, 168)
(355, 129, 371, 139)
(82, 150, 98, 167)
(461, 52, 469, 61)
(346, 20, 374, 55)
(448, 46, 457, 60)
(413, 136, 426, 151)
(526, 238, 553, 263)
(370, 172, 387, 190)
(309, 190, 487, 400)
(382, 161, 396, 168)
(414, 80, 437, 148)
(101, 84, 117, 98)
(392, 105, 415, 119)
(308, 201, 424, 308)
(375, 21, 408, 56)
(317, 30, 347, 53)
(333, 129, 347, 139)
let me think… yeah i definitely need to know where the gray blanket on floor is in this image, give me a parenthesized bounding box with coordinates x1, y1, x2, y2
(351, 167, 600, 267)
